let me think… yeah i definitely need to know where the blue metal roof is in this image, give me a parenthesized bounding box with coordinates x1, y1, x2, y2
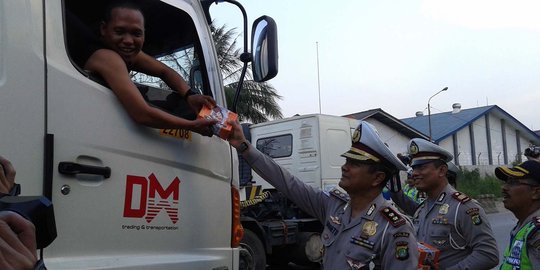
(401, 105, 540, 144)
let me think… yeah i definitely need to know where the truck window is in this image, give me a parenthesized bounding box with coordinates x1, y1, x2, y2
(64, 0, 212, 119)
(256, 134, 293, 158)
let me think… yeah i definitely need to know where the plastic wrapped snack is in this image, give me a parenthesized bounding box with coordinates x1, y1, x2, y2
(198, 105, 238, 139)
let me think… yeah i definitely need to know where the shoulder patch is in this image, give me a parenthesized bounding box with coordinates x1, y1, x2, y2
(381, 207, 406, 227)
(452, 192, 471, 203)
(330, 189, 350, 202)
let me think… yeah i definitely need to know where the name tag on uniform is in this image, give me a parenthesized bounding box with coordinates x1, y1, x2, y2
(351, 236, 375, 250)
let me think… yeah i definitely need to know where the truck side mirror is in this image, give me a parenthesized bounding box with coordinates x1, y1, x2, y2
(251, 16, 278, 82)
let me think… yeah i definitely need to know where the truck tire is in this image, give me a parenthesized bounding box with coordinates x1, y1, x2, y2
(240, 229, 266, 270)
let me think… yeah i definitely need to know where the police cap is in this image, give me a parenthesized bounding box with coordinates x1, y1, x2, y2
(408, 138, 453, 166)
(341, 121, 407, 171)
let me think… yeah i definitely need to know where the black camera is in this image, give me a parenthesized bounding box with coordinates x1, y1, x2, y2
(0, 195, 57, 249)
(524, 146, 540, 159)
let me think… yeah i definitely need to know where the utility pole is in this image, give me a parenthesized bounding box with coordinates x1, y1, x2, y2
(316, 42, 321, 114)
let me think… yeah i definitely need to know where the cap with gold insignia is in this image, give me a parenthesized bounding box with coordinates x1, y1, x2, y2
(408, 138, 453, 166)
(341, 121, 406, 171)
(495, 160, 540, 183)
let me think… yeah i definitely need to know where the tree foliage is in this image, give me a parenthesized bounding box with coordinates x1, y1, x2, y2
(211, 23, 283, 123)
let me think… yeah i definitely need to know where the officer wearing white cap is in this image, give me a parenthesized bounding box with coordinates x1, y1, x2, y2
(391, 138, 499, 270)
(495, 160, 540, 270)
(227, 120, 419, 269)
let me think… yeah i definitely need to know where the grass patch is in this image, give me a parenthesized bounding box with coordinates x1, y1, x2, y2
(455, 168, 503, 199)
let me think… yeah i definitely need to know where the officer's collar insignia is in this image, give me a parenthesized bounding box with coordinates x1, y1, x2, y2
(361, 221, 378, 237)
(409, 141, 419, 155)
(452, 192, 471, 203)
(438, 204, 449, 215)
(381, 207, 405, 227)
(395, 242, 410, 261)
(352, 128, 361, 143)
(366, 204, 376, 216)
(330, 189, 350, 202)
(437, 192, 446, 202)
(330, 215, 341, 225)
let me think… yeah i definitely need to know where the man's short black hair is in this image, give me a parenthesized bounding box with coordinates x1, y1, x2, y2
(103, 0, 144, 23)
(366, 162, 395, 188)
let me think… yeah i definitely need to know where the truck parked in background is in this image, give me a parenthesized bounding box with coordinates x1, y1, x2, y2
(0, 0, 276, 269)
(238, 114, 359, 269)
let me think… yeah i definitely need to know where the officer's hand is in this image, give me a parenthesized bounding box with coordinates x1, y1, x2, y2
(186, 94, 216, 113)
(0, 156, 15, 194)
(0, 211, 37, 270)
(189, 118, 218, 137)
(226, 119, 248, 149)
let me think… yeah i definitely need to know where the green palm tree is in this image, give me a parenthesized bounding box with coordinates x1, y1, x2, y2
(211, 23, 283, 123)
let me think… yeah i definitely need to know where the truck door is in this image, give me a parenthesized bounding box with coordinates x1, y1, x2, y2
(44, 1, 235, 269)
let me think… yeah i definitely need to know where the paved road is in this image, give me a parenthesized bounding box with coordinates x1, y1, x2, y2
(273, 203, 517, 270)
(486, 206, 516, 270)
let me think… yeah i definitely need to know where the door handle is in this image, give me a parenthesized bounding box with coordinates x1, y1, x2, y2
(58, 162, 111, 179)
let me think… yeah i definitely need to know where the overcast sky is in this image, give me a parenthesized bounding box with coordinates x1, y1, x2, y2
(210, 0, 540, 130)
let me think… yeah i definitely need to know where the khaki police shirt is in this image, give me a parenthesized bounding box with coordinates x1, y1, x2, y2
(243, 147, 419, 269)
(392, 184, 499, 270)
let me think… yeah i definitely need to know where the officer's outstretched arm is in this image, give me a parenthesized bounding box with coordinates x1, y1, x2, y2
(448, 204, 499, 270)
(381, 221, 419, 269)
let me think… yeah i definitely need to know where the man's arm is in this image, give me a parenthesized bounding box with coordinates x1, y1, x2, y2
(390, 189, 419, 216)
(0, 211, 37, 270)
(227, 119, 330, 221)
(133, 52, 216, 112)
(84, 49, 216, 133)
(381, 222, 419, 269)
(447, 203, 499, 270)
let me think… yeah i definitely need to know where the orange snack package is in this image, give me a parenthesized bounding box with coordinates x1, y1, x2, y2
(418, 242, 440, 270)
(198, 105, 238, 139)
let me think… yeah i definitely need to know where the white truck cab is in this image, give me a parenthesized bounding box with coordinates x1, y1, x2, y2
(0, 0, 277, 269)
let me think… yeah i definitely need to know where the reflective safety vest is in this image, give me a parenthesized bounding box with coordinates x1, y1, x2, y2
(500, 221, 538, 270)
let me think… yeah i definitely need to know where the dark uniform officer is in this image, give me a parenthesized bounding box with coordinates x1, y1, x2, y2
(495, 160, 540, 270)
(229, 121, 419, 269)
(391, 138, 499, 270)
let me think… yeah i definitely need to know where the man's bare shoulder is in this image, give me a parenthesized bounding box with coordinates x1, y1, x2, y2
(85, 49, 126, 72)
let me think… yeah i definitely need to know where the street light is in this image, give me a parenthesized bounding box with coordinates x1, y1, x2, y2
(427, 87, 448, 141)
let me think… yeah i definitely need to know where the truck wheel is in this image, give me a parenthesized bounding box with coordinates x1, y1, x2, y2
(240, 229, 266, 270)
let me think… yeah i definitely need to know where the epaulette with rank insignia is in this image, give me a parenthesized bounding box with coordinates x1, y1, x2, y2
(452, 192, 471, 203)
(381, 207, 406, 227)
(329, 189, 350, 202)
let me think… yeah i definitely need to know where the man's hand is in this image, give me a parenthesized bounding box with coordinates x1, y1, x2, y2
(189, 118, 219, 137)
(0, 211, 37, 270)
(0, 156, 15, 194)
(187, 94, 216, 113)
(226, 119, 248, 149)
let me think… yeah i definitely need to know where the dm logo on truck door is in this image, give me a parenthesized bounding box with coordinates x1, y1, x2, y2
(123, 174, 180, 224)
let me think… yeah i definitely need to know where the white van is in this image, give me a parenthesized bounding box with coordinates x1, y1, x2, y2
(0, 0, 277, 269)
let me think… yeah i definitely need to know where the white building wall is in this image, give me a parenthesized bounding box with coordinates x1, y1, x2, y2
(365, 119, 411, 155)
(472, 116, 489, 165)
(454, 126, 472, 165)
(505, 127, 519, 165)
(489, 114, 504, 165)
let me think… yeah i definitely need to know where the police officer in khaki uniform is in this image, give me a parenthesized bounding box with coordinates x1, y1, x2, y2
(391, 138, 499, 270)
(495, 160, 540, 269)
(227, 120, 419, 269)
